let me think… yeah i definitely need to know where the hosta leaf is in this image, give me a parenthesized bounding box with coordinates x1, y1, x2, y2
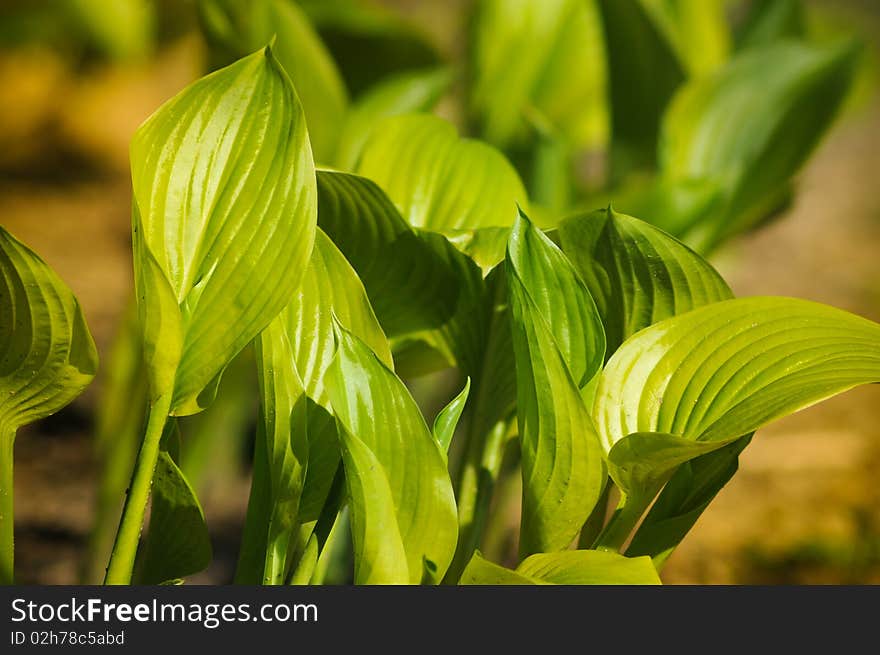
(0, 226, 98, 433)
(299, 0, 440, 97)
(660, 39, 860, 251)
(140, 427, 212, 584)
(460, 553, 543, 585)
(596, 0, 685, 168)
(506, 213, 605, 555)
(327, 324, 458, 584)
(469, 0, 607, 150)
(433, 378, 470, 455)
(316, 171, 489, 375)
(240, 229, 391, 583)
(594, 297, 880, 495)
(356, 113, 529, 231)
(335, 67, 453, 170)
(198, 0, 348, 162)
(444, 226, 511, 275)
(637, 0, 729, 76)
(627, 434, 751, 566)
(516, 550, 661, 584)
(461, 550, 660, 584)
(558, 206, 732, 354)
(130, 46, 317, 415)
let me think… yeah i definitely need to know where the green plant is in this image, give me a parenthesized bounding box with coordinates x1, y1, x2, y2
(3, 0, 878, 586)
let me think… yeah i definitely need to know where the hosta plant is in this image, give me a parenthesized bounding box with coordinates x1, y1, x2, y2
(3, 0, 877, 586)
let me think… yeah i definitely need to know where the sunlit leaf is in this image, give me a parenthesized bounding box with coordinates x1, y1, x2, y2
(506, 213, 605, 555)
(558, 206, 732, 354)
(356, 113, 528, 231)
(130, 45, 317, 415)
(433, 377, 470, 455)
(198, 0, 348, 162)
(335, 67, 453, 170)
(594, 297, 880, 496)
(327, 324, 458, 583)
(461, 550, 660, 584)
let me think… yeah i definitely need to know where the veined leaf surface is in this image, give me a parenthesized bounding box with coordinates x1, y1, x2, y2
(130, 46, 317, 415)
(327, 325, 458, 584)
(594, 297, 880, 495)
(356, 113, 528, 231)
(558, 206, 732, 354)
(506, 213, 605, 555)
(0, 226, 98, 433)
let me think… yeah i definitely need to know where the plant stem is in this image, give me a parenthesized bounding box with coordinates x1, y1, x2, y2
(104, 393, 172, 584)
(593, 492, 651, 553)
(444, 414, 508, 583)
(0, 427, 15, 585)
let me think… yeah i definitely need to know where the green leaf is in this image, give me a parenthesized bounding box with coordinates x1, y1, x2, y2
(327, 324, 458, 584)
(627, 434, 751, 566)
(468, 0, 608, 150)
(596, 0, 686, 169)
(517, 550, 661, 584)
(316, 171, 489, 376)
(506, 212, 606, 555)
(460, 552, 543, 585)
(461, 550, 661, 584)
(660, 39, 860, 251)
(130, 46, 317, 415)
(335, 67, 453, 170)
(558, 206, 732, 354)
(594, 297, 880, 495)
(67, 0, 154, 61)
(198, 0, 348, 162)
(433, 378, 470, 455)
(444, 227, 511, 275)
(299, 0, 440, 97)
(735, 0, 806, 51)
(636, 0, 729, 76)
(0, 226, 98, 433)
(139, 430, 212, 584)
(356, 113, 529, 231)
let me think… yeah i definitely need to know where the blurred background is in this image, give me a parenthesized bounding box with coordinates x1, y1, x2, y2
(1, 0, 879, 584)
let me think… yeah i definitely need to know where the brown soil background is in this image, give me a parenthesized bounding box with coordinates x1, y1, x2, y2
(1, 1, 879, 584)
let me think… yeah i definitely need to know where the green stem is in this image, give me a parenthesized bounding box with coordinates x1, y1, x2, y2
(0, 427, 15, 585)
(444, 414, 508, 583)
(593, 492, 652, 553)
(104, 393, 172, 584)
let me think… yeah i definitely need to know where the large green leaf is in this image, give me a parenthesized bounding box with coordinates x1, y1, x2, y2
(0, 226, 98, 433)
(558, 206, 732, 354)
(356, 113, 529, 231)
(327, 324, 458, 584)
(316, 171, 489, 376)
(461, 550, 660, 584)
(198, 0, 348, 162)
(660, 39, 860, 251)
(468, 0, 607, 150)
(627, 433, 752, 566)
(130, 46, 317, 415)
(239, 229, 391, 583)
(506, 213, 605, 555)
(335, 67, 453, 171)
(594, 297, 880, 496)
